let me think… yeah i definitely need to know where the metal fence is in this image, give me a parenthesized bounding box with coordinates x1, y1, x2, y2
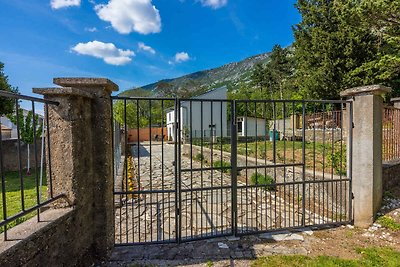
(0, 90, 63, 240)
(383, 106, 400, 161)
(112, 97, 353, 245)
(304, 110, 342, 129)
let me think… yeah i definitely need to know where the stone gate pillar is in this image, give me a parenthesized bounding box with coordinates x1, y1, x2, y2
(340, 85, 391, 227)
(33, 78, 118, 259)
(391, 97, 400, 109)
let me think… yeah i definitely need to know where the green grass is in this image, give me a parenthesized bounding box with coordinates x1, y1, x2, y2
(0, 169, 47, 231)
(250, 172, 275, 191)
(376, 216, 400, 231)
(252, 247, 400, 267)
(213, 160, 231, 173)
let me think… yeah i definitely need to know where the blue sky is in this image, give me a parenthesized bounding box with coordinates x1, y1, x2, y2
(0, 0, 300, 96)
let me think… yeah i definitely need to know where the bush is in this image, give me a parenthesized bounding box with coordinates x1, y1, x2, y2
(327, 146, 346, 175)
(250, 172, 275, 191)
(213, 160, 231, 173)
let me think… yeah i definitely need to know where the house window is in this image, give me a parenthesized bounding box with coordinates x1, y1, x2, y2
(168, 113, 171, 122)
(238, 121, 243, 134)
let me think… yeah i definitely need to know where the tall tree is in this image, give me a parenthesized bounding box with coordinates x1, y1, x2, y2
(0, 62, 18, 115)
(347, 0, 400, 97)
(8, 109, 43, 174)
(248, 45, 295, 101)
(293, 0, 378, 99)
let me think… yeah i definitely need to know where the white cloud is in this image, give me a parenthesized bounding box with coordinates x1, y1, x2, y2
(71, 40, 135, 66)
(175, 52, 190, 62)
(169, 52, 191, 64)
(199, 0, 227, 9)
(138, 42, 156, 54)
(95, 0, 161, 35)
(50, 0, 81, 9)
(85, 27, 98, 32)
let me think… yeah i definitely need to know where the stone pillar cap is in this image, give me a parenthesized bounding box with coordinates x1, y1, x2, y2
(53, 78, 119, 93)
(340, 85, 391, 97)
(33, 87, 94, 99)
(391, 97, 400, 103)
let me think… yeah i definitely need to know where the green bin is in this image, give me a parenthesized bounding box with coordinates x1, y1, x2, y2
(269, 130, 280, 141)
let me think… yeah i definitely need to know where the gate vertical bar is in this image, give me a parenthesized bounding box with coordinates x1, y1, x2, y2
(178, 99, 182, 243)
(174, 98, 181, 243)
(230, 100, 238, 236)
(110, 98, 116, 243)
(301, 101, 306, 226)
(348, 101, 353, 222)
(174, 98, 178, 243)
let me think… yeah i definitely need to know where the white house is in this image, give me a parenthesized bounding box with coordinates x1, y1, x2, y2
(0, 116, 18, 139)
(166, 86, 228, 141)
(237, 116, 267, 137)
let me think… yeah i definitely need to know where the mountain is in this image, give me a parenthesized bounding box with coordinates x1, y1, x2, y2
(120, 52, 271, 97)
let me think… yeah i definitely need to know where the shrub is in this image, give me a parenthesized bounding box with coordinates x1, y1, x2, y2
(250, 172, 275, 191)
(213, 160, 231, 173)
(327, 146, 346, 175)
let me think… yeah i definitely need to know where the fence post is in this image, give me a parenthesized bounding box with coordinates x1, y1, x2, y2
(340, 85, 391, 227)
(391, 97, 400, 109)
(33, 78, 118, 259)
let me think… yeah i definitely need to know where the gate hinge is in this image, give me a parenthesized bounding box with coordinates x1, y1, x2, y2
(352, 122, 355, 129)
(177, 208, 180, 215)
(352, 193, 354, 199)
(172, 161, 176, 166)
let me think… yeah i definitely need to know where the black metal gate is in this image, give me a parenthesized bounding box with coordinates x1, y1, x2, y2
(112, 96, 353, 246)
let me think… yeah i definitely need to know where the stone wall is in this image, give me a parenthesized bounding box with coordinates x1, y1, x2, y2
(1, 139, 44, 172)
(0, 208, 96, 267)
(382, 160, 400, 195)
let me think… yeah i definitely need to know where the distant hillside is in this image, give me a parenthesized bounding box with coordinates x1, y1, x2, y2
(120, 52, 271, 97)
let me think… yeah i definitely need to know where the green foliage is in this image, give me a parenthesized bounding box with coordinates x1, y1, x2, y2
(113, 99, 171, 129)
(252, 247, 400, 267)
(114, 88, 173, 129)
(250, 172, 275, 191)
(0, 62, 18, 116)
(293, 0, 400, 100)
(8, 109, 42, 144)
(213, 160, 230, 173)
(350, 0, 400, 98)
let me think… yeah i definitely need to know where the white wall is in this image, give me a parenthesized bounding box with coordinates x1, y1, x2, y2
(166, 110, 175, 141)
(238, 117, 266, 137)
(181, 100, 228, 139)
(165, 86, 228, 141)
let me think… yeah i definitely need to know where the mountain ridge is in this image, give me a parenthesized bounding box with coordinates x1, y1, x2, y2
(121, 51, 271, 96)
